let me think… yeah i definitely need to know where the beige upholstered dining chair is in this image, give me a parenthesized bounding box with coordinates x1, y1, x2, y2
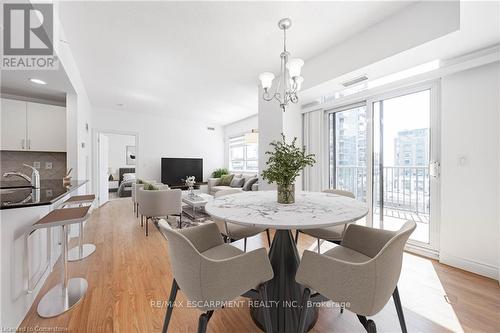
(295, 189, 356, 253)
(131, 183, 144, 218)
(296, 221, 416, 333)
(137, 188, 182, 236)
(158, 221, 274, 333)
(213, 189, 271, 251)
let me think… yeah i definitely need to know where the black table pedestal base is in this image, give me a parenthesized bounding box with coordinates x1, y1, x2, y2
(250, 230, 318, 333)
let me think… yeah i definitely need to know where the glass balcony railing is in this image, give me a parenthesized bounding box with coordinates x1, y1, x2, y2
(334, 165, 430, 216)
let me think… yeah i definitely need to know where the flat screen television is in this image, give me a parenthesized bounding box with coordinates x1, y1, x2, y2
(161, 158, 203, 186)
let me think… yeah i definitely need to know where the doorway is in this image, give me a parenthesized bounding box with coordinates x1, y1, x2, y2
(94, 130, 139, 206)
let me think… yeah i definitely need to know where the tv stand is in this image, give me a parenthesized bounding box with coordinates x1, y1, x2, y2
(169, 182, 207, 190)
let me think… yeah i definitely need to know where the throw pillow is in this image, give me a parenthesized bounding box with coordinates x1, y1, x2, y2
(230, 177, 245, 188)
(219, 174, 234, 186)
(143, 183, 159, 190)
(242, 177, 258, 191)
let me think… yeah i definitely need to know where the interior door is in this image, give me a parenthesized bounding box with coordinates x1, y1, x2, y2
(369, 83, 439, 248)
(98, 134, 109, 206)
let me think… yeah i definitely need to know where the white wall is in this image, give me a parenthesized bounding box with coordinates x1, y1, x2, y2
(439, 61, 500, 279)
(55, 5, 93, 193)
(92, 108, 224, 182)
(105, 133, 136, 174)
(224, 114, 258, 139)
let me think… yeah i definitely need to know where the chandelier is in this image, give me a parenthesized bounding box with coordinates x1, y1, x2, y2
(259, 18, 304, 112)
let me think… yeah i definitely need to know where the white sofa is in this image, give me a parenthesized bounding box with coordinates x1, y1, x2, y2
(208, 172, 258, 195)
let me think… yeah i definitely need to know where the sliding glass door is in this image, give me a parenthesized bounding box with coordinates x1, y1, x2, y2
(371, 87, 436, 245)
(328, 104, 367, 201)
(328, 82, 439, 249)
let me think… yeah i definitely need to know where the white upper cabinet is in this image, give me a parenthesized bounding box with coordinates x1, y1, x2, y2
(27, 102, 66, 152)
(0, 98, 66, 152)
(1, 99, 27, 150)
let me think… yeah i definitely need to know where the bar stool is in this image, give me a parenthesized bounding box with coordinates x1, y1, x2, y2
(33, 206, 91, 317)
(61, 194, 96, 262)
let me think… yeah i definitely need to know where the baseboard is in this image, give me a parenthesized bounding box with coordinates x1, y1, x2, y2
(405, 243, 439, 260)
(439, 251, 499, 280)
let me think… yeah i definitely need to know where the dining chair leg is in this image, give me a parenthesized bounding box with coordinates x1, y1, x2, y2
(266, 229, 271, 247)
(393, 286, 408, 333)
(136, 204, 139, 218)
(317, 238, 321, 254)
(258, 284, 273, 333)
(145, 217, 149, 236)
(357, 315, 377, 333)
(244, 238, 247, 252)
(197, 311, 214, 333)
(295, 230, 299, 244)
(162, 279, 179, 333)
(298, 287, 311, 333)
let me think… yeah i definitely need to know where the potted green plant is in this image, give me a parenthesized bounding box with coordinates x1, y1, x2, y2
(262, 134, 316, 204)
(211, 168, 229, 178)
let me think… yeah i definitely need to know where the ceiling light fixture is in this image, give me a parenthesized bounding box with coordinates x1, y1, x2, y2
(29, 78, 47, 85)
(259, 18, 304, 112)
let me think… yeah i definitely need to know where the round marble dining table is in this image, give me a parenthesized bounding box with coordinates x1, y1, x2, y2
(205, 190, 368, 333)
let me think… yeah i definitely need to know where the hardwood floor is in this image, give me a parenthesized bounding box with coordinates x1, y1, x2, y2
(19, 198, 500, 332)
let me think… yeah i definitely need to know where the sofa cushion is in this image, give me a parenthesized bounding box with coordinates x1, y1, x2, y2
(242, 177, 258, 191)
(143, 183, 159, 190)
(219, 174, 234, 186)
(230, 176, 245, 188)
(212, 186, 242, 193)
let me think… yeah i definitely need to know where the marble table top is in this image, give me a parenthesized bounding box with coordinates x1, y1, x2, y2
(204, 190, 368, 230)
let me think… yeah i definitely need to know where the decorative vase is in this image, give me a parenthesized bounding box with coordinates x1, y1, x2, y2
(188, 186, 195, 197)
(277, 184, 295, 204)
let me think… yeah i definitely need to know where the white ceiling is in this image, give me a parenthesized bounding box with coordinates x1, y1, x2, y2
(58, 1, 415, 125)
(1, 64, 73, 103)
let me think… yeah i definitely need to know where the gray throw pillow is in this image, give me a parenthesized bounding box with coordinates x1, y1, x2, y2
(242, 177, 258, 191)
(229, 177, 245, 188)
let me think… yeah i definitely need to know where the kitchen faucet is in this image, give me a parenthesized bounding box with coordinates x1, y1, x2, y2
(2, 164, 40, 188)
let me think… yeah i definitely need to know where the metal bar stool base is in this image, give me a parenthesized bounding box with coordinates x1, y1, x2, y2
(37, 277, 88, 318)
(67, 244, 96, 261)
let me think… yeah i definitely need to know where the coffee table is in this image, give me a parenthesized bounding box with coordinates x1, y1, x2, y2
(182, 192, 213, 220)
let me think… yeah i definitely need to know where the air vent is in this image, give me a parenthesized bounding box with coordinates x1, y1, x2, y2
(302, 101, 320, 109)
(206, 127, 215, 131)
(341, 75, 368, 87)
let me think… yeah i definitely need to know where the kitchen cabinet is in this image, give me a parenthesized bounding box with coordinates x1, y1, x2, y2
(27, 102, 66, 151)
(0, 98, 66, 152)
(1, 98, 27, 150)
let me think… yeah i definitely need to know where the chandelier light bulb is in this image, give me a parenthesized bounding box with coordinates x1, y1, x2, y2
(259, 72, 275, 90)
(286, 58, 304, 78)
(294, 76, 304, 91)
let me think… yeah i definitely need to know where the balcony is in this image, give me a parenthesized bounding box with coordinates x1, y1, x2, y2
(333, 165, 430, 243)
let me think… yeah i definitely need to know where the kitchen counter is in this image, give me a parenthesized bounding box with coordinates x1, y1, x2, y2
(0, 180, 88, 209)
(1, 179, 90, 328)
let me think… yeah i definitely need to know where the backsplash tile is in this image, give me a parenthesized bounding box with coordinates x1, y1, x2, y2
(0, 151, 67, 181)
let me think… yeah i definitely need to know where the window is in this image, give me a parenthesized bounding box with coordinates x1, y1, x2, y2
(229, 135, 258, 172)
